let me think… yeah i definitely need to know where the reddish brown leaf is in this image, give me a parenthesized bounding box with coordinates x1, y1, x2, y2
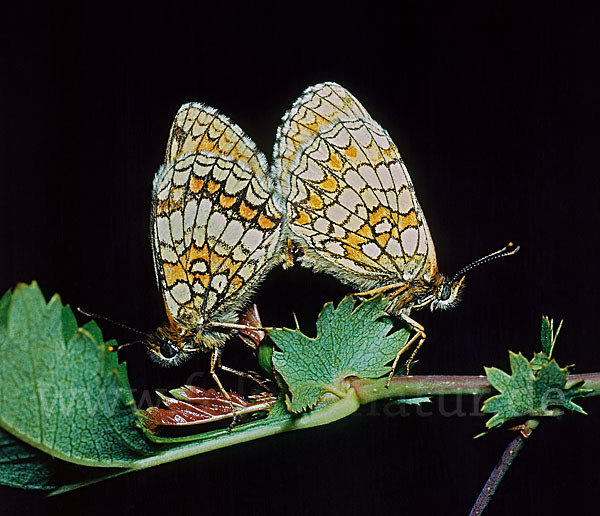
(140, 387, 277, 432)
(237, 304, 266, 350)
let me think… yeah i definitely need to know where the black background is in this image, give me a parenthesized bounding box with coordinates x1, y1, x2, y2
(2, 2, 600, 515)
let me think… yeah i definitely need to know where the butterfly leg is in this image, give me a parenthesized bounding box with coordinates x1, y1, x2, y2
(219, 364, 272, 391)
(354, 282, 408, 298)
(210, 347, 239, 427)
(386, 313, 427, 387)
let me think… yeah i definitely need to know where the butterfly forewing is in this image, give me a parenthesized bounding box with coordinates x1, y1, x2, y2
(274, 83, 437, 292)
(152, 103, 284, 336)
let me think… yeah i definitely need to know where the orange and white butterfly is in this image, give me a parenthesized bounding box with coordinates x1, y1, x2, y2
(273, 82, 518, 379)
(148, 103, 285, 391)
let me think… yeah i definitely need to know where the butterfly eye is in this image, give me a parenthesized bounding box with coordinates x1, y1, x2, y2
(160, 341, 178, 359)
(438, 283, 452, 302)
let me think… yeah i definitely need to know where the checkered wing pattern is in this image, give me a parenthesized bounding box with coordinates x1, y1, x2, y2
(152, 103, 284, 333)
(273, 82, 437, 292)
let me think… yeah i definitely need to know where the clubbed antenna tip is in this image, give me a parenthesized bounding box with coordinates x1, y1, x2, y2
(451, 242, 520, 283)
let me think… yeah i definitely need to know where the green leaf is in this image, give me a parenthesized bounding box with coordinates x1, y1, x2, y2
(485, 366, 512, 392)
(0, 282, 154, 470)
(541, 316, 552, 356)
(540, 316, 563, 357)
(0, 290, 11, 328)
(0, 428, 56, 490)
(530, 352, 551, 372)
(535, 361, 588, 415)
(256, 339, 274, 377)
(269, 296, 410, 413)
(482, 351, 591, 428)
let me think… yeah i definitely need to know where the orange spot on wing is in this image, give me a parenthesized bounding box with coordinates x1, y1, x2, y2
(258, 213, 276, 230)
(163, 262, 187, 287)
(307, 191, 324, 210)
(376, 233, 390, 248)
(195, 273, 210, 288)
(230, 275, 244, 292)
(207, 180, 220, 194)
(318, 176, 338, 192)
(342, 231, 368, 249)
(209, 252, 226, 274)
(344, 245, 378, 269)
(368, 207, 418, 235)
(345, 145, 358, 158)
(219, 193, 236, 208)
(190, 177, 204, 194)
(198, 137, 219, 154)
(154, 200, 168, 216)
(357, 223, 373, 238)
(328, 152, 342, 171)
(295, 210, 311, 225)
(155, 198, 184, 216)
(396, 210, 418, 229)
(369, 206, 391, 226)
(239, 200, 258, 220)
(184, 244, 210, 264)
(216, 256, 241, 277)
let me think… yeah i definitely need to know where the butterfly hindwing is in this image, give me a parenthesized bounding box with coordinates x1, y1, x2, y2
(273, 83, 437, 291)
(151, 103, 284, 328)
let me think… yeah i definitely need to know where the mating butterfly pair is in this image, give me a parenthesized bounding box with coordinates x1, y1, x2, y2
(147, 82, 518, 387)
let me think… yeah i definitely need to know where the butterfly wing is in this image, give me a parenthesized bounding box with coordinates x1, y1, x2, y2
(273, 82, 437, 292)
(151, 103, 284, 328)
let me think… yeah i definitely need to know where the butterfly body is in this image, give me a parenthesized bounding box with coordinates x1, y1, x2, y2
(273, 82, 452, 315)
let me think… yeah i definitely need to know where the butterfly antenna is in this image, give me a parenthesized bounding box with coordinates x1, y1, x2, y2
(107, 340, 145, 352)
(77, 307, 150, 337)
(450, 242, 520, 283)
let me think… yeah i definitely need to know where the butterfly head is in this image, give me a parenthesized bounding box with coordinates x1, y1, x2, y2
(145, 326, 198, 367)
(399, 273, 464, 313)
(430, 275, 466, 311)
(145, 318, 232, 367)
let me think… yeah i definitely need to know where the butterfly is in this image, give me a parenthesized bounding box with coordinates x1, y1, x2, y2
(273, 82, 518, 382)
(147, 102, 285, 393)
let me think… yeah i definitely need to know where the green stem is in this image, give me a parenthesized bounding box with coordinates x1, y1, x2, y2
(351, 375, 492, 403)
(350, 373, 600, 404)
